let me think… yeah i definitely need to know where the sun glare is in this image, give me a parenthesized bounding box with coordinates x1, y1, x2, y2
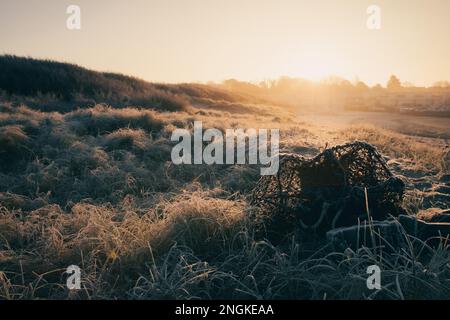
(284, 55, 350, 82)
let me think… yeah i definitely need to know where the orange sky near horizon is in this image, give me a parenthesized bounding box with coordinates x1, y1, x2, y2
(0, 0, 449, 86)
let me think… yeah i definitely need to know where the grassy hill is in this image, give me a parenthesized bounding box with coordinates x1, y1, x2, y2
(0, 55, 246, 112)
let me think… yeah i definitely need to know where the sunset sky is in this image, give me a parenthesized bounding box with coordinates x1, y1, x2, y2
(1, 0, 449, 86)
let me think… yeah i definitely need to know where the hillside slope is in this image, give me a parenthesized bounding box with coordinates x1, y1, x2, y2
(0, 55, 248, 112)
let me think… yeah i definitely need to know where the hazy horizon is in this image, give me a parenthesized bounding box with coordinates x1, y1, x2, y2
(1, 0, 450, 86)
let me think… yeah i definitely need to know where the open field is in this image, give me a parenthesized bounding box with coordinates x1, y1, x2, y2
(1, 0, 450, 304)
(299, 111, 450, 141)
(0, 100, 449, 299)
(0, 57, 449, 300)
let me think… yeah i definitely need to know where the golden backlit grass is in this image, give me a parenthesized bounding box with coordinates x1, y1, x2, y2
(0, 101, 449, 299)
(339, 124, 446, 173)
